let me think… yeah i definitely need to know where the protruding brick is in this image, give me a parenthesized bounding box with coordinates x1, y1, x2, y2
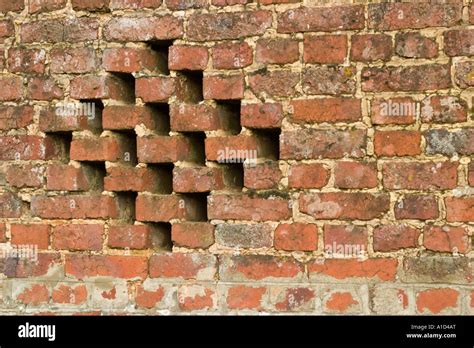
(240, 103, 283, 129)
(203, 74, 244, 100)
(108, 225, 152, 250)
(105, 166, 161, 192)
(138, 136, 198, 163)
(168, 45, 208, 70)
(70, 136, 134, 162)
(173, 166, 231, 192)
(103, 105, 158, 130)
(136, 194, 205, 222)
(103, 48, 160, 73)
(171, 222, 214, 249)
(170, 103, 238, 132)
(244, 161, 282, 190)
(71, 75, 134, 101)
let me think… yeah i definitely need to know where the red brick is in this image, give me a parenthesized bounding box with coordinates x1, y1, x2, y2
(135, 285, 164, 309)
(362, 64, 451, 92)
(420, 96, 467, 124)
(166, 0, 206, 9)
(103, 48, 160, 73)
(70, 136, 133, 162)
(53, 224, 103, 251)
(424, 129, 474, 156)
(444, 29, 474, 57)
(149, 253, 216, 280)
(288, 163, 329, 189)
(303, 66, 356, 95)
(6, 163, 45, 188)
(50, 48, 96, 73)
(227, 286, 265, 310)
(249, 70, 299, 98)
(203, 74, 244, 100)
(108, 225, 152, 249)
(0, 106, 33, 130)
(0, 0, 24, 12)
(395, 32, 438, 59)
(66, 254, 148, 280)
(395, 195, 438, 220)
(188, 11, 272, 41)
(0, 76, 23, 101)
(274, 223, 318, 251)
(215, 223, 272, 249)
(470, 163, 474, 186)
(17, 284, 49, 306)
(308, 258, 398, 281)
(205, 135, 272, 162)
(170, 103, 237, 132)
(278, 6, 364, 33)
(368, 3, 462, 30)
(103, 105, 159, 130)
(108, 0, 161, 9)
(240, 103, 283, 129)
(424, 225, 469, 254)
(136, 194, 205, 222)
(256, 38, 299, 64)
(104, 16, 183, 41)
(135, 76, 177, 102)
(280, 129, 366, 160)
(138, 136, 198, 163)
(454, 61, 474, 88)
(445, 197, 474, 222)
(3, 253, 61, 278)
(0, 224, 6, 243)
(29, 0, 66, 13)
(416, 288, 459, 314)
(299, 192, 390, 220)
(27, 77, 63, 101)
(324, 225, 367, 254)
(72, 0, 110, 11)
(0, 20, 14, 40)
(211, 42, 253, 69)
(169, 45, 208, 70)
(374, 130, 421, 157)
(303, 34, 346, 64)
(219, 255, 304, 282)
(373, 225, 420, 252)
(0, 193, 22, 218)
(31, 195, 123, 219)
(274, 287, 315, 312)
(212, 0, 248, 5)
(39, 106, 100, 133)
(171, 222, 214, 249)
(382, 161, 458, 190)
(208, 194, 291, 222)
(52, 284, 87, 305)
(0, 135, 62, 160)
(11, 224, 50, 249)
(21, 18, 99, 43)
(351, 34, 392, 62)
(334, 161, 377, 189)
(173, 166, 230, 192)
(290, 98, 361, 124)
(8, 48, 46, 73)
(244, 161, 281, 190)
(71, 75, 134, 101)
(105, 166, 161, 192)
(46, 164, 95, 191)
(371, 97, 416, 125)
(178, 285, 216, 311)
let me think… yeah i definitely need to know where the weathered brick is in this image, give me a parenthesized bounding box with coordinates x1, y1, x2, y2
(108, 225, 151, 250)
(323, 225, 367, 256)
(11, 224, 50, 249)
(334, 161, 377, 189)
(103, 105, 158, 130)
(27, 77, 63, 101)
(171, 222, 214, 249)
(0, 135, 62, 160)
(226, 285, 266, 310)
(46, 164, 94, 191)
(249, 70, 299, 98)
(278, 6, 364, 33)
(423, 225, 469, 254)
(299, 192, 390, 220)
(103, 47, 160, 73)
(0, 76, 23, 101)
(244, 161, 281, 190)
(211, 42, 253, 69)
(416, 288, 459, 314)
(168, 45, 208, 70)
(173, 166, 229, 192)
(351, 34, 392, 62)
(454, 61, 474, 88)
(188, 11, 272, 41)
(256, 38, 299, 65)
(138, 136, 198, 163)
(208, 194, 291, 222)
(401, 257, 472, 284)
(420, 96, 467, 124)
(373, 225, 420, 252)
(371, 97, 416, 125)
(136, 194, 205, 222)
(308, 259, 398, 282)
(6, 164, 45, 188)
(71, 75, 134, 101)
(21, 18, 99, 43)
(445, 197, 474, 223)
(215, 223, 273, 249)
(395, 32, 438, 59)
(303, 34, 347, 64)
(0, 106, 34, 130)
(149, 253, 216, 280)
(374, 130, 421, 157)
(0, 193, 23, 218)
(50, 48, 97, 73)
(424, 129, 474, 156)
(203, 74, 244, 100)
(70, 135, 134, 162)
(170, 103, 237, 132)
(274, 223, 318, 251)
(280, 129, 366, 159)
(394, 195, 438, 220)
(8, 48, 46, 73)
(368, 3, 462, 30)
(362, 65, 451, 92)
(105, 166, 161, 192)
(53, 224, 104, 251)
(382, 161, 458, 190)
(0, 0, 24, 12)
(290, 98, 361, 124)
(288, 163, 329, 189)
(104, 16, 183, 41)
(302, 66, 356, 95)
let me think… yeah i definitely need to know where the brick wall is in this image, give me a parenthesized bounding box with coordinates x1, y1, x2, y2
(0, 0, 473, 315)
